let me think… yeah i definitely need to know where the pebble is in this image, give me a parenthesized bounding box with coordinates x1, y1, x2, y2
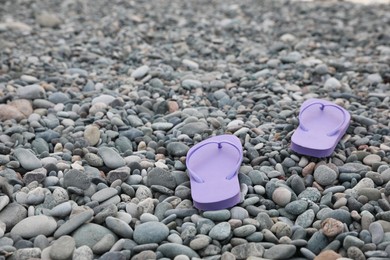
(131, 65, 150, 79)
(314, 165, 338, 186)
(166, 142, 190, 157)
(203, 210, 231, 221)
(321, 218, 344, 237)
(92, 234, 116, 255)
(133, 222, 169, 244)
(324, 77, 342, 90)
(72, 223, 117, 248)
(369, 222, 384, 244)
(363, 154, 381, 165)
(54, 210, 94, 238)
(263, 244, 296, 259)
(157, 243, 199, 258)
(73, 245, 93, 260)
(181, 79, 202, 89)
(11, 215, 57, 238)
(231, 243, 265, 259)
(63, 169, 91, 189)
(343, 235, 364, 250)
(296, 209, 315, 228)
(49, 235, 75, 260)
(147, 168, 176, 189)
(105, 216, 133, 238)
(0, 202, 27, 231)
(272, 187, 291, 207)
(209, 222, 231, 240)
(84, 125, 101, 146)
(97, 147, 125, 169)
(315, 250, 342, 260)
(307, 231, 328, 254)
(13, 148, 42, 170)
(285, 200, 308, 215)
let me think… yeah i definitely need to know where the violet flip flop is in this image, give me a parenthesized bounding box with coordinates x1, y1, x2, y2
(186, 134, 243, 211)
(291, 98, 350, 158)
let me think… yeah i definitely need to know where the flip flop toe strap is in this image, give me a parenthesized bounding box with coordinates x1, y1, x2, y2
(187, 140, 242, 183)
(299, 102, 347, 136)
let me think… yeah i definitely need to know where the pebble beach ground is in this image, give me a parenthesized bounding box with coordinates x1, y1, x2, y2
(0, 0, 389, 259)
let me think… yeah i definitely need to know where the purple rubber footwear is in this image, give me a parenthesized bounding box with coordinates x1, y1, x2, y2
(186, 135, 243, 211)
(291, 98, 350, 158)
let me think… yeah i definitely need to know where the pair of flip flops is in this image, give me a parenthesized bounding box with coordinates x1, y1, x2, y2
(186, 99, 350, 211)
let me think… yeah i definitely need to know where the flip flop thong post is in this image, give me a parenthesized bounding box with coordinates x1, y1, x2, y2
(291, 98, 350, 158)
(186, 135, 243, 211)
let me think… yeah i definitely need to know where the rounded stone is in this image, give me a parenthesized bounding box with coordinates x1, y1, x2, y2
(314, 165, 338, 186)
(11, 215, 57, 239)
(49, 236, 75, 260)
(72, 223, 117, 248)
(272, 187, 291, 207)
(133, 222, 169, 244)
(263, 244, 296, 259)
(363, 154, 381, 165)
(369, 222, 384, 244)
(321, 218, 344, 237)
(209, 222, 231, 240)
(84, 125, 100, 146)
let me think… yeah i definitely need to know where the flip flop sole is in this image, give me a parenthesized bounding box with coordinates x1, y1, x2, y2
(186, 134, 243, 211)
(291, 99, 350, 158)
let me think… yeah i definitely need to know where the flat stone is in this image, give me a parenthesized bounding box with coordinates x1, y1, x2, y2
(233, 225, 256, 237)
(11, 215, 57, 239)
(203, 210, 231, 221)
(180, 122, 208, 137)
(98, 147, 125, 169)
(166, 142, 190, 157)
(13, 148, 42, 170)
(133, 222, 169, 244)
(63, 169, 91, 189)
(157, 243, 199, 258)
(263, 244, 296, 259)
(147, 167, 176, 189)
(54, 210, 94, 238)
